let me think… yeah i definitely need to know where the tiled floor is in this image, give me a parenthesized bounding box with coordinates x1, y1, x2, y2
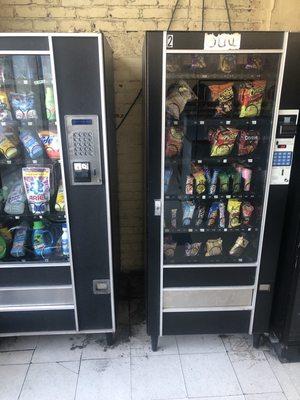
(0, 301, 299, 400)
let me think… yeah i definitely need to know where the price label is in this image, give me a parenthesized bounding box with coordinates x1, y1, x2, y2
(204, 33, 241, 50)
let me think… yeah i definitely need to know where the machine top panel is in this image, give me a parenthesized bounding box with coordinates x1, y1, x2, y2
(0, 37, 49, 51)
(163, 31, 285, 51)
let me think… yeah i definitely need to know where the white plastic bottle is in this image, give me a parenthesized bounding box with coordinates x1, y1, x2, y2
(61, 224, 69, 257)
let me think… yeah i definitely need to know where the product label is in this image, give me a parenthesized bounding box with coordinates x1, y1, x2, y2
(204, 33, 241, 50)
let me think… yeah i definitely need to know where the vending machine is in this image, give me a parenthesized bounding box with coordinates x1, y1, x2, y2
(144, 31, 288, 350)
(254, 33, 300, 360)
(0, 33, 119, 341)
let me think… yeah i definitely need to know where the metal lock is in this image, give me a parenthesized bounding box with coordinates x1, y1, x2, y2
(93, 279, 111, 295)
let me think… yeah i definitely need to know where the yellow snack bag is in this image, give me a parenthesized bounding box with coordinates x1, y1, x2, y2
(227, 199, 241, 228)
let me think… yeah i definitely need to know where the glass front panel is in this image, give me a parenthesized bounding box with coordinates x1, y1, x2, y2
(163, 52, 281, 265)
(0, 55, 69, 264)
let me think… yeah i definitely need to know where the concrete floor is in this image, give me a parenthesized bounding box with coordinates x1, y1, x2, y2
(0, 300, 299, 400)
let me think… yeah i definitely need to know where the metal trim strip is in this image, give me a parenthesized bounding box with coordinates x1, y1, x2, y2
(98, 35, 116, 333)
(48, 35, 80, 331)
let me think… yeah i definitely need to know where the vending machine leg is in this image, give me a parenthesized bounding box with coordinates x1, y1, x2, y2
(106, 333, 114, 347)
(253, 334, 264, 348)
(151, 335, 158, 352)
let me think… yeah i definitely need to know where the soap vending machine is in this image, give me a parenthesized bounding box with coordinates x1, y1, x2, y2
(0, 34, 119, 340)
(144, 31, 289, 350)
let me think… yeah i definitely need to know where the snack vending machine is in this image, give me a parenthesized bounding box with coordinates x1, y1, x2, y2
(0, 34, 119, 341)
(144, 31, 288, 350)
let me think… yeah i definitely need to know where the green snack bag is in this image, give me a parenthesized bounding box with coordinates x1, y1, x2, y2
(0, 235, 7, 259)
(219, 171, 230, 193)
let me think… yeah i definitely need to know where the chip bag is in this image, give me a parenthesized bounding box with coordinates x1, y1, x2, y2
(185, 242, 201, 257)
(219, 55, 236, 74)
(227, 198, 241, 228)
(205, 238, 222, 257)
(0, 91, 12, 121)
(238, 80, 266, 118)
(165, 126, 184, 158)
(193, 169, 206, 194)
(9, 92, 38, 120)
(166, 80, 197, 119)
(238, 130, 260, 156)
(229, 235, 249, 257)
(209, 82, 234, 116)
(209, 126, 239, 157)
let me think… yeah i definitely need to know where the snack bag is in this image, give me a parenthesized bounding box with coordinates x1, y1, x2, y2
(209, 169, 219, 195)
(22, 167, 51, 215)
(55, 182, 65, 212)
(0, 90, 12, 121)
(245, 55, 263, 70)
(209, 126, 239, 157)
(185, 242, 201, 257)
(193, 170, 206, 194)
(205, 238, 222, 257)
(191, 55, 206, 71)
(164, 166, 173, 192)
(229, 167, 242, 193)
(4, 181, 26, 215)
(208, 82, 234, 116)
(166, 80, 197, 119)
(207, 202, 219, 227)
(238, 80, 266, 118)
(227, 198, 241, 228)
(182, 201, 195, 226)
(238, 130, 260, 156)
(195, 204, 205, 226)
(165, 126, 184, 157)
(219, 201, 226, 228)
(171, 209, 177, 229)
(219, 171, 230, 193)
(0, 127, 18, 159)
(229, 235, 249, 257)
(9, 92, 38, 120)
(242, 167, 252, 191)
(38, 130, 60, 160)
(185, 175, 194, 195)
(11, 222, 29, 258)
(219, 55, 236, 74)
(164, 239, 177, 258)
(242, 202, 254, 225)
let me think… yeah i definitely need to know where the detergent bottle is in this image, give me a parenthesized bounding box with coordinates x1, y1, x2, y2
(32, 220, 53, 257)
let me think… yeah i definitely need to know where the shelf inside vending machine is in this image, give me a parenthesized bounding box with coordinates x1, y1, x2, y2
(0, 54, 72, 271)
(163, 51, 281, 267)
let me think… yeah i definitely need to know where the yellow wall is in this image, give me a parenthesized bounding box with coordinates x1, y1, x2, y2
(0, 0, 299, 271)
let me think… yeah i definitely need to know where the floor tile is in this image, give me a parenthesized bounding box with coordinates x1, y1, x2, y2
(76, 358, 131, 400)
(81, 329, 130, 360)
(181, 352, 242, 398)
(0, 364, 28, 400)
(283, 362, 300, 395)
(20, 362, 78, 400)
(32, 335, 84, 363)
(245, 394, 286, 400)
(130, 323, 178, 356)
(229, 350, 282, 394)
(131, 354, 186, 400)
(264, 350, 300, 400)
(176, 334, 226, 354)
(222, 334, 268, 353)
(0, 350, 33, 365)
(0, 336, 38, 351)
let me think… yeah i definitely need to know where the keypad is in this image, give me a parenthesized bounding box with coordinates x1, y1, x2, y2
(72, 131, 94, 157)
(272, 151, 293, 166)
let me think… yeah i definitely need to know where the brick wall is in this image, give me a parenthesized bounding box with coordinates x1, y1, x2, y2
(0, 0, 299, 272)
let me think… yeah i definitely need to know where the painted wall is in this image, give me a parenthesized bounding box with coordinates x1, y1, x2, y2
(0, 0, 299, 271)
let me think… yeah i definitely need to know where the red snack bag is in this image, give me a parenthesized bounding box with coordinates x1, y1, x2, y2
(209, 82, 234, 116)
(209, 126, 239, 157)
(238, 130, 260, 156)
(239, 80, 266, 118)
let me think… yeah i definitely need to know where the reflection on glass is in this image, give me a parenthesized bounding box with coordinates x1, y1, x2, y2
(163, 53, 280, 265)
(0, 55, 69, 264)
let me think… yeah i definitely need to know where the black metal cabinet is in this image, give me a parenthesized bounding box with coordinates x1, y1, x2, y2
(0, 34, 119, 338)
(144, 31, 288, 350)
